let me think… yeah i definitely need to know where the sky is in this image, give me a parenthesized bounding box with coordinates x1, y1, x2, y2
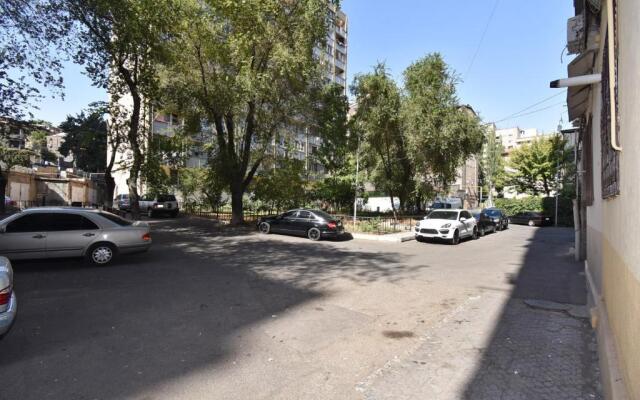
(28, 0, 574, 133)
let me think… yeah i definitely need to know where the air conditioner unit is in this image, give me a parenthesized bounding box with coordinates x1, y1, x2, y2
(567, 14, 586, 55)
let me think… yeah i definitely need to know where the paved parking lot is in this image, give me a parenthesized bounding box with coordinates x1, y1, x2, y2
(0, 217, 600, 399)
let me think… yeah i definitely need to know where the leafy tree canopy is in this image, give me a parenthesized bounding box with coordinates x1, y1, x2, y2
(58, 102, 108, 172)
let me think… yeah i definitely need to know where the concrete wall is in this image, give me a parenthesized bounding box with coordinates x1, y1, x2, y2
(600, 1, 640, 397)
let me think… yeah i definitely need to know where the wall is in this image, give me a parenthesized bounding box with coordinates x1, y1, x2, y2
(600, 0, 640, 398)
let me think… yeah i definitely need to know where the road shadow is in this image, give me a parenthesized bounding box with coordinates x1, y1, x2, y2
(462, 227, 601, 399)
(0, 217, 418, 400)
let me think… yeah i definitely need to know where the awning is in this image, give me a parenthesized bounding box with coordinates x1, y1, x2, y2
(567, 50, 596, 121)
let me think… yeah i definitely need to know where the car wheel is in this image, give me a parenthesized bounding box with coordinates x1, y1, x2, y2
(528, 220, 535, 227)
(450, 230, 460, 245)
(472, 226, 479, 240)
(259, 222, 270, 234)
(479, 226, 485, 237)
(495, 223, 502, 232)
(87, 243, 116, 266)
(307, 227, 321, 241)
(415, 235, 424, 242)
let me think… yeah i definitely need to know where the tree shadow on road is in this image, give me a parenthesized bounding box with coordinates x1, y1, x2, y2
(0, 217, 420, 400)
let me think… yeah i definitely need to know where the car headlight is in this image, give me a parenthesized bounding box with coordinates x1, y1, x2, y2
(441, 223, 451, 228)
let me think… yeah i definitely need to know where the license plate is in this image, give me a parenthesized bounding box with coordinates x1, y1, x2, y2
(157, 204, 164, 208)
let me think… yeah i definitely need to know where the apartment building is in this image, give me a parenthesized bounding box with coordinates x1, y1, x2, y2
(109, 6, 348, 196)
(556, 0, 639, 398)
(495, 127, 553, 154)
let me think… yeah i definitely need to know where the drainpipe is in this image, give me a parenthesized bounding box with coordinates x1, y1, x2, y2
(606, 0, 622, 151)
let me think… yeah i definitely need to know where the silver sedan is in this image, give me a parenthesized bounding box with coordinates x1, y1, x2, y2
(0, 208, 152, 265)
(0, 256, 17, 337)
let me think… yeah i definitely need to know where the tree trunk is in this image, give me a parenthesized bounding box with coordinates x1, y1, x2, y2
(0, 174, 7, 214)
(230, 181, 244, 225)
(104, 172, 115, 208)
(388, 188, 397, 221)
(127, 94, 143, 220)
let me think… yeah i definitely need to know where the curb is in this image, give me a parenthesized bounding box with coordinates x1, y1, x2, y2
(351, 232, 415, 243)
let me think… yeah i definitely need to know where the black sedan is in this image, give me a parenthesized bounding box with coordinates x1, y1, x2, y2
(473, 212, 498, 236)
(257, 209, 344, 241)
(481, 208, 509, 231)
(509, 211, 552, 227)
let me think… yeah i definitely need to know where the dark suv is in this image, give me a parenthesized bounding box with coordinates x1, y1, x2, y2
(479, 208, 509, 233)
(257, 209, 344, 241)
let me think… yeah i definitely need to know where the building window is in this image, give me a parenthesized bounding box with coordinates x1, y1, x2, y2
(600, 5, 620, 199)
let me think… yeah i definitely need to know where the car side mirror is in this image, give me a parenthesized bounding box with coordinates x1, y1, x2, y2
(460, 217, 467, 222)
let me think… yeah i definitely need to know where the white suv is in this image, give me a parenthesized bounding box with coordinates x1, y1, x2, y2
(139, 194, 179, 218)
(415, 209, 478, 245)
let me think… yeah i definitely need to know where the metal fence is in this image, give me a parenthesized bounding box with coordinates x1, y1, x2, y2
(337, 215, 421, 234)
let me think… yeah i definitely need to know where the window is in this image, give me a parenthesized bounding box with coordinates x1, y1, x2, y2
(157, 194, 176, 202)
(99, 212, 133, 226)
(6, 214, 49, 233)
(282, 211, 297, 218)
(46, 214, 99, 231)
(600, 4, 620, 199)
(297, 211, 311, 219)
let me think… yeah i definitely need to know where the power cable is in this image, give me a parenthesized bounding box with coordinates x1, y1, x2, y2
(494, 101, 566, 124)
(464, 0, 500, 79)
(491, 90, 567, 123)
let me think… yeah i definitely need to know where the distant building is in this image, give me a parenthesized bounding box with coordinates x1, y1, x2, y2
(495, 127, 554, 154)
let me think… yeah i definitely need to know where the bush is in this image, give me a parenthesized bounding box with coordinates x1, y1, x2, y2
(493, 196, 574, 226)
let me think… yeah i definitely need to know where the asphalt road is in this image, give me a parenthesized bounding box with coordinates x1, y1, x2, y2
(0, 217, 592, 400)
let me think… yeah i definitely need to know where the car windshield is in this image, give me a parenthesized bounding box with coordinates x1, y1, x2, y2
(157, 194, 176, 202)
(311, 210, 334, 221)
(99, 212, 133, 226)
(484, 209, 501, 217)
(426, 211, 458, 220)
(472, 213, 481, 220)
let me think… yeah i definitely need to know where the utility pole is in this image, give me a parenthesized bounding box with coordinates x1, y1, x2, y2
(353, 132, 360, 226)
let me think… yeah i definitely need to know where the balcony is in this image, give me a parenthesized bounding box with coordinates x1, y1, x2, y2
(335, 24, 347, 38)
(334, 58, 346, 70)
(336, 41, 347, 54)
(334, 75, 346, 86)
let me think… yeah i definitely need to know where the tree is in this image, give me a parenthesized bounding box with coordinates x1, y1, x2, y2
(402, 53, 484, 209)
(251, 158, 307, 211)
(56, 0, 177, 218)
(59, 102, 108, 172)
(313, 83, 350, 174)
(161, 0, 333, 224)
(481, 125, 505, 206)
(141, 131, 193, 196)
(508, 135, 568, 196)
(0, 147, 31, 213)
(350, 63, 411, 218)
(0, 0, 68, 118)
(28, 130, 56, 164)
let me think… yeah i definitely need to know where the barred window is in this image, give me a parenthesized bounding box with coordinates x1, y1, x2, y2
(600, 2, 620, 199)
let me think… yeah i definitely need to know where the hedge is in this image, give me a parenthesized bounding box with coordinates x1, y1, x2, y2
(493, 197, 574, 227)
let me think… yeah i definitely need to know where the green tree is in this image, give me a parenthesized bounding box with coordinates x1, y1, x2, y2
(59, 102, 108, 172)
(481, 125, 505, 206)
(142, 132, 193, 196)
(56, 0, 177, 218)
(161, 0, 334, 224)
(508, 135, 568, 196)
(0, 0, 68, 118)
(251, 158, 307, 211)
(28, 130, 56, 163)
(350, 63, 411, 218)
(313, 83, 350, 174)
(402, 53, 484, 209)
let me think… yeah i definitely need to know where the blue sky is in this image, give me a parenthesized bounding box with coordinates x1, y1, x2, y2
(28, 0, 573, 132)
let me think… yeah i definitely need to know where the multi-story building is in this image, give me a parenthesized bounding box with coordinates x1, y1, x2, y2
(555, 0, 639, 398)
(495, 127, 554, 154)
(109, 6, 348, 197)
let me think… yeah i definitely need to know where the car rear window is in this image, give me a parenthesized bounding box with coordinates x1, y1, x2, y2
(98, 212, 133, 226)
(311, 210, 334, 221)
(157, 195, 176, 202)
(484, 209, 501, 217)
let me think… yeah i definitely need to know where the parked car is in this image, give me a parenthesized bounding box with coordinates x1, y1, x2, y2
(415, 209, 478, 245)
(139, 194, 179, 218)
(0, 256, 17, 339)
(473, 212, 498, 236)
(427, 197, 463, 211)
(481, 208, 509, 231)
(115, 194, 130, 211)
(0, 208, 152, 265)
(509, 211, 552, 227)
(257, 209, 344, 241)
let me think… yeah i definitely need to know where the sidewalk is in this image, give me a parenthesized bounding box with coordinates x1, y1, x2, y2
(357, 227, 602, 400)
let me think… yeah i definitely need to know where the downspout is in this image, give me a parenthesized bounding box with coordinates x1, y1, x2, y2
(606, 0, 622, 151)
